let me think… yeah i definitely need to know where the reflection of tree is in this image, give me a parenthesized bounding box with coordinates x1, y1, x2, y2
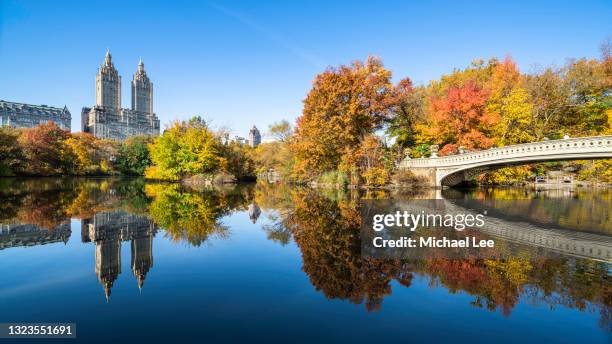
(0, 178, 253, 248)
(145, 184, 230, 246)
(256, 184, 611, 328)
(0, 178, 78, 230)
(419, 258, 528, 316)
(262, 215, 292, 246)
(287, 190, 413, 311)
(145, 184, 253, 247)
(0, 178, 154, 230)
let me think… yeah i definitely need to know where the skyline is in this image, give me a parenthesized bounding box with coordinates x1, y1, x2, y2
(0, 0, 610, 135)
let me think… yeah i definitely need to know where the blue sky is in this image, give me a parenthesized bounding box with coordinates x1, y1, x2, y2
(0, 0, 610, 135)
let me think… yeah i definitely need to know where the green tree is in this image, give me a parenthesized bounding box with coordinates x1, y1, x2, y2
(117, 136, 152, 175)
(146, 119, 220, 180)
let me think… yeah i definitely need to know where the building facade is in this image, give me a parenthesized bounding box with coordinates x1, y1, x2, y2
(248, 125, 261, 148)
(0, 100, 71, 130)
(82, 50, 160, 141)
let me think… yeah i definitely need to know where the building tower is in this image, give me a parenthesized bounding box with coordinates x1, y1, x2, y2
(131, 58, 153, 114)
(249, 125, 261, 148)
(95, 49, 121, 110)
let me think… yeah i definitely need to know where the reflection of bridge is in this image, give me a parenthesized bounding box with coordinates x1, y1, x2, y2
(393, 200, 612, 262)
(399, 136, 612, 187)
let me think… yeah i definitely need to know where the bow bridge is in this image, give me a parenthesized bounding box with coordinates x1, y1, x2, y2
(399, 136, 612, 187)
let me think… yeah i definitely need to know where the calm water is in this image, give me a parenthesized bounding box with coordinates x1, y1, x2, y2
(0, 178, 610, 343)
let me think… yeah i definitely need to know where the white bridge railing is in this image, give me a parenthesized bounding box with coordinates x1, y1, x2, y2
(399, 136, 612, 169)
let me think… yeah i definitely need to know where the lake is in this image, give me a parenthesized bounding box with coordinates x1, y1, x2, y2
(0, 178, 610, 343)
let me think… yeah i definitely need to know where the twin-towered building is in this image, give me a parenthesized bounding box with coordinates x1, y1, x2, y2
(3, 51, 263, 144)
(82, 50, 160, 140)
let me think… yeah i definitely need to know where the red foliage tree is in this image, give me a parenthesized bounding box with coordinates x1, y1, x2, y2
(423, 81, 498, 155)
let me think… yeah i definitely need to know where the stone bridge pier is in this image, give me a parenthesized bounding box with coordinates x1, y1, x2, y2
(398, 136, 612, 188)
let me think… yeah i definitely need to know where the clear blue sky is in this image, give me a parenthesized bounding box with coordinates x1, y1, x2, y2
(0, 0, 610, 135)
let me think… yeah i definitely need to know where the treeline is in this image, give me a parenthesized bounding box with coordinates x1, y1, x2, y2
(254, 40, 611, 185)
(0, 118, 255, 180)
(0, 122, 152, 177)
(2, 42, 610, 184)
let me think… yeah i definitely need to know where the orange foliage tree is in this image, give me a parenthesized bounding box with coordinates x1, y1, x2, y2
(291, 56, 395, 180)
(18, 121, 77, 175)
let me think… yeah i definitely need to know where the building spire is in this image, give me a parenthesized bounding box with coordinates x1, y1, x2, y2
(104, 48, 112, 66)
(138, 57, 144, 72)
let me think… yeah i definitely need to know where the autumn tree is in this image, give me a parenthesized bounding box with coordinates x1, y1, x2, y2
(487, 57, 535, 145)
(251, 140, 295, 179)
(563, 58, 611, 135)
(18, 121, 76, 175)
(65, 132, 117, 175)
(419, 81, 497, 155)
(523, 68, 570, 139)
(217, 142, 255, 180)
(292, 56, 395, 180)
(340, 135, 392, 186)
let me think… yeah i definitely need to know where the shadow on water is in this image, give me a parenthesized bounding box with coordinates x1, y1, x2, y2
(0, 177, 610, 334)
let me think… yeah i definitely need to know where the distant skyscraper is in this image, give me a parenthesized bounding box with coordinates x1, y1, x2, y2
(131, 58, 153, 114)
(0, 100, 71, 130)
(82, 50, 160, 141)
(249, 125, 261, 148)
(96, 49, 121, 111)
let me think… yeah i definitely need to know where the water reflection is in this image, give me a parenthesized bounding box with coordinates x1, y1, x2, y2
(0, 178, 610, 333)
(81, 211, 156, 299)
(0, 223, 70, 250)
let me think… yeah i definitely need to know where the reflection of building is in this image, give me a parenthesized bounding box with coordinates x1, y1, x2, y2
(248, 125, 261, 148)
(0, 100, 71, 130)
(248, 203, 261, 224)
(0, 223, 71, 250)
(81, 50, 160, 140)
(81, 211, 156, 300)
(130, 228, 154, 290)
(95, 236, 122, 301)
